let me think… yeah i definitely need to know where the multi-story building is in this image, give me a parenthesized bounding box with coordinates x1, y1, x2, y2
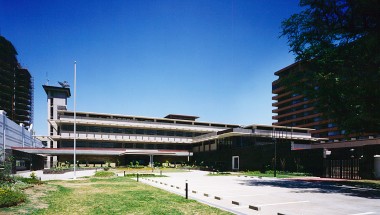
(272, 62, 343, 139)
(1, 110, 44, 171)
(0, 37, 34, 128)
(272, 62, 380, 179)
(20, 84, 320, 171)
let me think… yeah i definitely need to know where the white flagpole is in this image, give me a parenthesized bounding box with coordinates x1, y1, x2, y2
(74, 61, 77, 179)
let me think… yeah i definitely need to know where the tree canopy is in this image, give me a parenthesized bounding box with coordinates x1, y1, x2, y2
(281, 0, 380, 135)
(0, 36, 18, 68)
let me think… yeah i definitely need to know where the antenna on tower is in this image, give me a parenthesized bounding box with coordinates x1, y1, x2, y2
(58, 81, 70, 88)
(46, 72, 49, 85)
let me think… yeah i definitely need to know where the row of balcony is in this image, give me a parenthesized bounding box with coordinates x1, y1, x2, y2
(58, 132, 193, 144)
(57, 116, 225, 133)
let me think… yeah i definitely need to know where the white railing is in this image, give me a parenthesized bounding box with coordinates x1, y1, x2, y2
(58, 132, 193, 143)
(58, 115, 224, 133)
(253, 129, 312, 139)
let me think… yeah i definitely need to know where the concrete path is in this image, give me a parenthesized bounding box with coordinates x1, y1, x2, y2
(15, 169, 97, 181)
(138, 170, 380, 215)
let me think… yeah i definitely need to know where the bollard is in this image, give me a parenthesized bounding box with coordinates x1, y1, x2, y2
(160, 170, 162, 176)
(185, 180, 188, 199)
(137, 173, 139, 182)
(124, 171, 125, 177)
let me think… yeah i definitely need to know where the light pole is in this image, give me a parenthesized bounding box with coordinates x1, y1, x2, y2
(73, 61, 77, 179)
(274, 138, 277, 177)
(272, 128, 277, 177)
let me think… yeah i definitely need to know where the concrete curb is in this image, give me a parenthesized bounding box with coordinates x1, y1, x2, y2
(249, 205, 261, 211)
(232, 201, 240, 205)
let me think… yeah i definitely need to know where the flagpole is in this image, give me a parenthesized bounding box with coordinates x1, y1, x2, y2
(73, 61, 77, 179)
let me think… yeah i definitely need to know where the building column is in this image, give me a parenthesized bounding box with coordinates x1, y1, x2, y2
(149, 155, 154, 168)
(2, 111, 6, 162)
(20, 123, 24, 147)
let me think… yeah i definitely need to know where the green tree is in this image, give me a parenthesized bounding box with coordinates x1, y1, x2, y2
(0, 35, 18, 67)
(280, 0, 380, 135)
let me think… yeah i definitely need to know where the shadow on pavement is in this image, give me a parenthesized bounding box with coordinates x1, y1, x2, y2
(240, 179, 380, 199)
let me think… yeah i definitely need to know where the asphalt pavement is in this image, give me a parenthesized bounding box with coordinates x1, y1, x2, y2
(138, 170, 380, 215)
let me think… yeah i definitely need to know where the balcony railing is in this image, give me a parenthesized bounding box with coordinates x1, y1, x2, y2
(58, 132, 193, 144)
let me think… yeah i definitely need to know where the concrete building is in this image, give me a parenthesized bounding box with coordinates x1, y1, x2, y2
(0, 36, 34, 129)
(1, 110, 44, 171)
(272, 62, 380, 179)
(272, 61, 380, 140)
(17, 84, 319, 171)
(0, 66, 34, 129)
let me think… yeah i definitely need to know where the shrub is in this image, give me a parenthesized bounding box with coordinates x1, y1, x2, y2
(94, 171, 115, 177)
(0, 188, 26, 208)
(18, 177, 42, 185)
(103, 167, 110, 171)
(30, 172, 37, 180)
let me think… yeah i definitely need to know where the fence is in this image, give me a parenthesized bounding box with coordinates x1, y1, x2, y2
(324, 159, 361, 179)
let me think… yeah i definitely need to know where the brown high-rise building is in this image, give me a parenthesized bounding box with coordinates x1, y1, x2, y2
(272, 62, 342, 140)
(0, 36, 33, 128)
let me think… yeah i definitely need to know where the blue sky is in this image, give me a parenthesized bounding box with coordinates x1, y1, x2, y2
(0, 0, 300, 135)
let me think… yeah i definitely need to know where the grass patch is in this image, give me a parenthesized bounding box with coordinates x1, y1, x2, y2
(124, 173, 167, 178)
(16, 177, 231, 215)
(244, 171, 311, 178)
(94, 171, 115, 177)
(207, 172, 231, 176)
(0, 188, 26, 208)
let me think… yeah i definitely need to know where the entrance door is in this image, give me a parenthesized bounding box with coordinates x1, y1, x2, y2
(232, 156, 239, 171)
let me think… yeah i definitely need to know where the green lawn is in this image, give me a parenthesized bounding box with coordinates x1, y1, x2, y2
(244, 170, 311, 178)
(1, 176, 231, 215)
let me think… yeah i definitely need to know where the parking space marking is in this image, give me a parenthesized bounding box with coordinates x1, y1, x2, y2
(348, 212, 375, 215)
(223, 193, 271, 198)
(231, 205, 248, 209)
(257, 200, 309, 207)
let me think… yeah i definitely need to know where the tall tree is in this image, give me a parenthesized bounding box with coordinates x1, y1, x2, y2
(281, 0, 380, 135)
(0, 35, 18, 67)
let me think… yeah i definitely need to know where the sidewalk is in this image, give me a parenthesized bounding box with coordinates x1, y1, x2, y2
(15, 169, 97, 181)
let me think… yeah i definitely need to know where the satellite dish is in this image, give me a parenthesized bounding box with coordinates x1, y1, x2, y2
(58, 81, 70, 88)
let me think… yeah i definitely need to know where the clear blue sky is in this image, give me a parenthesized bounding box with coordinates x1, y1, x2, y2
(0, 0, 300, 135)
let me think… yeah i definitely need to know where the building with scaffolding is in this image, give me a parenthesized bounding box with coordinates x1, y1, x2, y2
(0, 37, 34, 129)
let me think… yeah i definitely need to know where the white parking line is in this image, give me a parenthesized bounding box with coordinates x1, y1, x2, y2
(223, 193, 272, 198)
(348, 212, 375, 215)
(258, 200, 309, 207)
(231, 205, 248, 209)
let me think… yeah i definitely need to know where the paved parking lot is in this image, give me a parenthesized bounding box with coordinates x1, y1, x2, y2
(139, 171, 380, 215)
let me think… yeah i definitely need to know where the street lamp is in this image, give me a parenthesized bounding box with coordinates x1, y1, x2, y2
(272, 128, 277, 177)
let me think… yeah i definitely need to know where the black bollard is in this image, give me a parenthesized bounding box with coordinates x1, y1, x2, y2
(137, 173, 139, 182)
(124, 171, 125, 177)
(185, 180, 188, 199)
